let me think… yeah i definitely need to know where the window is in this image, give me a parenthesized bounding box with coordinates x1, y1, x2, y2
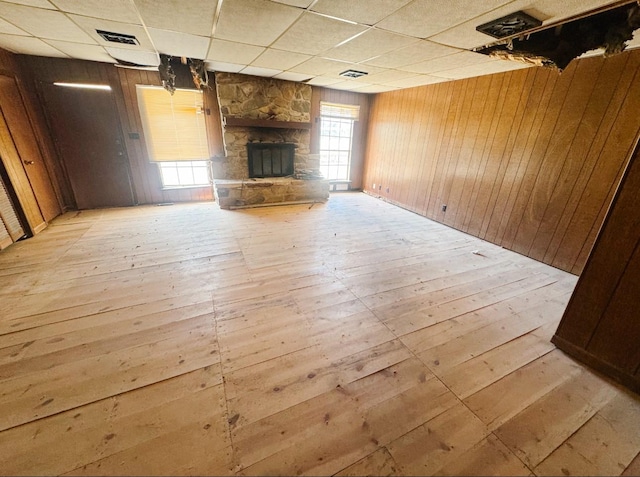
(319, 102, 359, 181)
(136, 86, 211, 187)
(158, 161, 210, 187)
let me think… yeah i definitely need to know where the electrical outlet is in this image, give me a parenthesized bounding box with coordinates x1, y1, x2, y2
(372, 183, 376, 189)
(442, 204, 447, 212)
(386, 187, 390, 193)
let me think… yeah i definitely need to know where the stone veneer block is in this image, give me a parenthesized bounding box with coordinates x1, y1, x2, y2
(214, 178, 329, 209)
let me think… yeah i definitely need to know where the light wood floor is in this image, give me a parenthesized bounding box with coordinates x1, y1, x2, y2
(1, 192, 639, 476)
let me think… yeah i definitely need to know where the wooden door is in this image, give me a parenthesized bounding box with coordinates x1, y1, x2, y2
(0, 75, 61, 221)
(40, 83, 135, 209)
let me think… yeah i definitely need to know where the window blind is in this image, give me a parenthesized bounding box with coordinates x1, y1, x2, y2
(136, 86, 209, 162)
(319, 102, 360, 121)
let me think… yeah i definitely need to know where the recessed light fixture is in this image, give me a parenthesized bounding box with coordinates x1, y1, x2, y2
(476, 11, 542, 39)
(53, 82, 112, 91)
(339, 69, 368, 78)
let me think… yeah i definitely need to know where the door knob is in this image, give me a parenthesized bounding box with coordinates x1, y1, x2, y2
(23, 160, 35, 165)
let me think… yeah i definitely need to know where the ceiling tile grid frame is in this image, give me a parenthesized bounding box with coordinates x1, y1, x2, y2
(0, 0, 631, 92)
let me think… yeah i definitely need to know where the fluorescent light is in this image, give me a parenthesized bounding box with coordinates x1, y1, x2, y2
(53, 82, 112, 91)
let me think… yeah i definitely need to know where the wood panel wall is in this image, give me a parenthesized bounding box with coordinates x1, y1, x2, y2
(311, 87, 370, 190)
(363, 49, 640, 274)
(553, 132, 640, 393)
(19, 56, 220, 205)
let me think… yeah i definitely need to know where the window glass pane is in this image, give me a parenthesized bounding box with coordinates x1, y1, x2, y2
(177, 165, 195, 185)
(319, 111, 354, 181)
(160, 165, 179, 186)
(192, 166, 209, 185)
(158, 160, 209, 187)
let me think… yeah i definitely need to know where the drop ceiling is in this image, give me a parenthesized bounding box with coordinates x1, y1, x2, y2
(0, 0, 637, 93)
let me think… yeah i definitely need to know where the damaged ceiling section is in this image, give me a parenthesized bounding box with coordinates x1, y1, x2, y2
(158, 54, 209, 95)
(476, 1, 640, 70)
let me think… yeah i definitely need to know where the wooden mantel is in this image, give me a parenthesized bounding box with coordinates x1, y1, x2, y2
(223, 116, 312, 130)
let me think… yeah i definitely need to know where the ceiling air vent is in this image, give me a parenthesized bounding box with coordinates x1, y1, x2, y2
(96, 29, 139, 45)
(476, 11, 542, 39)
(339, 69, 368, 78)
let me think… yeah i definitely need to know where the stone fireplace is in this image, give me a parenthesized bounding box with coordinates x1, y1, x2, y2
(212, 72, 329, 209)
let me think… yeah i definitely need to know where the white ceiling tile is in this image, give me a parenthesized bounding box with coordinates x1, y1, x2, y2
(525, 0, 625, 27)
(270, 0, 314, 7)
(0, 33, 67, 56)
(324, 28, 418, 63)
(205, 60, 245, 73)
(134, 0, 217, 36)
(0, 17, 28, 35)
(305, 75, 342, 86)
(432, 59, 532, 79)
(364, 39, 462, 68)
(0, 2, 96, 43)
(240, 65, 282, 77)
(105, 46, 159, 66)
(376, 0, 513, 39)
(2, 0, 54, 8)
(351, 84, 400, 93)
(289, 56, 351, 75)
(251, 48, 310, 70)
(69, 15, 154, 50)
(44, 40, 116, 62)
(400, 50, 493, 74)
(215, 0, 303, 47)
(147, 28, 210, 58)
(50, 0, 140, 24)
(274, 71, 313, 82)
(383, 74, 450, 88)
(328, 80, 371, 90)
(360, 68, 417, 84)
(271, 12, 367, 55)
(311, 0, 412, 25)
(207, 38, 265, 64)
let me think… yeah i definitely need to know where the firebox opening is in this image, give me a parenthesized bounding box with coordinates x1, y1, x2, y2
(247, 143, 296, 179)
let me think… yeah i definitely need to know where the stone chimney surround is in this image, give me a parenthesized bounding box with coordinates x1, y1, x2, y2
(212, 73, 329, 209)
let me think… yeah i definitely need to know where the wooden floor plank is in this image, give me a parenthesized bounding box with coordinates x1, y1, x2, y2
(334, 447, 400, 477)
(534, 391, 640, 476)
(0, 193, 637, 476)
(494, 368, 619, 468)
(436, 434, 531, 476)
(386, 402, 491, 475)
(464, 350, 584, 431)
(0, 368, 227, 476)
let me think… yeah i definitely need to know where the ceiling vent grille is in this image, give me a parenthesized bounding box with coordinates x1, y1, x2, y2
(339, 69, 368, 78)
(476, 11, 542, 39)
(96, 30, 139, 45)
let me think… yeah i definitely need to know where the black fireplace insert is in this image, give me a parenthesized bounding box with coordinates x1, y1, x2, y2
(247, 143, 295, 178)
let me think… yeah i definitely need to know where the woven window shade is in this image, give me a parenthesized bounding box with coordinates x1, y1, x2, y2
(319, 102, 360, 121)
(136, 86, 209, 162)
